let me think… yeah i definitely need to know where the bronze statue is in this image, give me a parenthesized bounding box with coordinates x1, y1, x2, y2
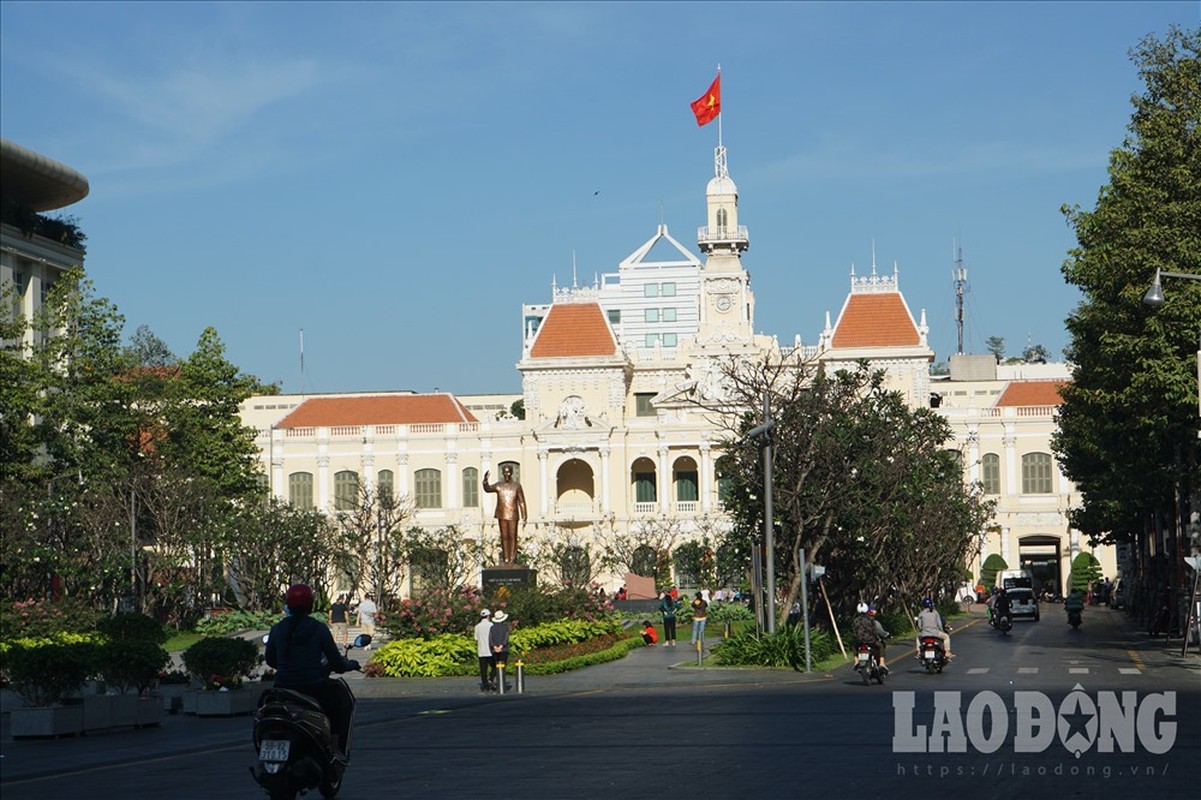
(482, 465, 526, 564)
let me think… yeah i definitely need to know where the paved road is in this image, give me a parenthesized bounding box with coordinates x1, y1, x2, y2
(2, 605, 1197, 798)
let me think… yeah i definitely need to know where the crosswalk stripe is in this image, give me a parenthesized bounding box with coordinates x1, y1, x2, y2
(1018, 667, 1038, 673)
(967, 667, 989, 674)
(1118, 667, 1142, 675)
(1069, 668, 1089, 674)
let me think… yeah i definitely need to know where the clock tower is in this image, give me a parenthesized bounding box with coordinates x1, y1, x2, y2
(696, 145, 754, 348)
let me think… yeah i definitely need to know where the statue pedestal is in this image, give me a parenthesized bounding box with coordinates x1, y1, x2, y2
(483, 566, 537, 594)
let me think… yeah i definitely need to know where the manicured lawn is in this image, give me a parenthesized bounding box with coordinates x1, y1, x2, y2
(164, 630, 204, 653)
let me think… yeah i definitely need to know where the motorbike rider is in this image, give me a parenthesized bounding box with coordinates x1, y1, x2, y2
(988, 587, 1012, 627)
(914, 598, 955, 658)
(1064, 588, 1085, 619)
(265, 583, 360, 757)
(852, 602, 890, 674)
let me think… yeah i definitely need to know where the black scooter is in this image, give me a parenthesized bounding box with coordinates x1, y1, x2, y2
(916, 636, 949, 673)
(1067, 608, 1083, 629)
(250, 633, 370, 800)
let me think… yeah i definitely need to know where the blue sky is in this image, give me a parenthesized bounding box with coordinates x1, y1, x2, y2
(2, 2, 1196, 395)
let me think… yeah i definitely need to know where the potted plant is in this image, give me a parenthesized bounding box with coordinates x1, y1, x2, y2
(6, 639, 98, 738)
(181, 637, 262, 716)
(88, 613, 171, 729)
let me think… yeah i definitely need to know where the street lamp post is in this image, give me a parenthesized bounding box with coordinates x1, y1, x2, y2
(1142, 267, 1201, 647)
(747, 392, 776, 634)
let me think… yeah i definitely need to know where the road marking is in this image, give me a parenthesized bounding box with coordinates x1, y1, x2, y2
(1018, 667, 1038, 674)
(967, 667, 989, 674)
(1126, 649, 1146, 670)
(1119, 667, 1142, 675)
(1069, 668, 1089, 674)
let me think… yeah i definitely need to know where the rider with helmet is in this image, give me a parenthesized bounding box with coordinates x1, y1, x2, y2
(987, 586, 1013, 627)
(914, 597, 954, 658)
(852, 602, 890, 673)
(265, 583, 360, 756)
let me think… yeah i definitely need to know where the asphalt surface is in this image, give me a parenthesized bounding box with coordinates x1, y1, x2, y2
(2, 604, 1197, 798)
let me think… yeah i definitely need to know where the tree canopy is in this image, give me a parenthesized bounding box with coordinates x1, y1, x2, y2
(1053, 26, 1201, 542)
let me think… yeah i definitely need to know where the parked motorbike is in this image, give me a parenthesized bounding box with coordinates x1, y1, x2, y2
(1067, 608, 1082, 629)
(250, 633, 371, 800)
(916, 636, 949, 673)
(853, 637, 888, 685)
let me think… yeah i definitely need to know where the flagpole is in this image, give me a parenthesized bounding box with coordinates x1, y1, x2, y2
(717, 64, 723, 149)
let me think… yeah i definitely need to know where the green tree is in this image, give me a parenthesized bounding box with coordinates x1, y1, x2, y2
(980, 553, 1008, 590)
(985, 336, 1005, 363)
(713, 357, 991, 626)
(1068, 552, 1103, 593)
(1053, 26, 1201, 543)
(125, 324, 176, 367)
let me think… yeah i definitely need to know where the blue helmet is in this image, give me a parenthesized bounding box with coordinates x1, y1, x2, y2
(922, 598, 935, 609)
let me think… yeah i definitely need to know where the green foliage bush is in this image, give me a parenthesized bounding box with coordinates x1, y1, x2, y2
(522, 636, 642, 675)
(182, 637, 261, 689)
(194, 610, 280, 637)
(980, 554, 1008, 590)
(380, 586, 484, 640)
(96, 639, 171, 695)
(5, 639, 100, 706)
(97, 612, 168, 645)
(1069, 552, 1103, 593)
(369, 634, 476, 677)
(487, 584, 614, 628)
(712, 625, 837, 669)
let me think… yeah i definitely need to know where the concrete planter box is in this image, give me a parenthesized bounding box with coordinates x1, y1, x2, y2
(82, 694, 114, 730)
(136, 696, 163, 728)
(10, 704, 85, 739)
(157, 684, 189, 713)
(1, 688, 27, 714)
(195, 687, 259, 717)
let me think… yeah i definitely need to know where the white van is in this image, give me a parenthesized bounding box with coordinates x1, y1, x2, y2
(998, 569, 1033, 590)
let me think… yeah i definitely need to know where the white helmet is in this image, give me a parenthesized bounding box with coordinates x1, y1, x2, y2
(857, 602, 869, 613)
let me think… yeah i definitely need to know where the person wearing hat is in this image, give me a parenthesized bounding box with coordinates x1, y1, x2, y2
(474, 609, 495, 692)
(356, 592, 378, 649)
(851, 602, 890, 674)
(488, 610, 511, 690)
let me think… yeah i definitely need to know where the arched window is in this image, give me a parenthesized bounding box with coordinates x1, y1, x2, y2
(559, 546, 591, 587)
(334, 470, 359, 511)
(377, 469, 394, 503)
(981, 453, 1001, 495)
(1021, 453, 1053, 494)
(288, 472, 313, 509)
(675, 470, 698, 502)
(462, 467, 479, 508)
(631, 544, 657, 577)
(631, 458, 657, 504)
(414, 468, 442, 509)
(716, 208, 728, 232)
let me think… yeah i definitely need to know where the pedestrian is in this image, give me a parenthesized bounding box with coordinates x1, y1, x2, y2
(641, 620, 658, 646)
(658, 591, 679, 646)
(356, 592, 378, 649)
(329, 593, 349, 647)
(690, 591, 708, 647)
(474, 609, 494, 691)
(489, 609, 511, 690)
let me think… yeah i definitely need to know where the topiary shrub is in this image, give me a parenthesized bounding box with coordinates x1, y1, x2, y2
(182, 637, 261, 690)
(6, 639, 99, 706)
(96, 639, 171, 696)
(980, 554, 1008, 590)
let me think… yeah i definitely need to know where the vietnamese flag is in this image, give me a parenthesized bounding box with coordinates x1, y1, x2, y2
(690, 73, 721, 127)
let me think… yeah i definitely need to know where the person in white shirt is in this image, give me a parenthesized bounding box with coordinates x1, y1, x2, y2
(356, 593, 378, 649)
(473, 610, 495, 692)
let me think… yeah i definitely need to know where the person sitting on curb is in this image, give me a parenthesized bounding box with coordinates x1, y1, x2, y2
(641, 620, 658, 646)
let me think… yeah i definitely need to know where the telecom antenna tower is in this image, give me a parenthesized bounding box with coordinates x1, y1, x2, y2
(953, 244, 968, 355)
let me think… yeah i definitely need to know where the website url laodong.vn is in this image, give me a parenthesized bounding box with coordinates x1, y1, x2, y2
(896, 761, 1171, 779)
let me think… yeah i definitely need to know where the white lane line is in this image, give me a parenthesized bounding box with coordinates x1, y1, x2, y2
(967, 667, 989, 674)
(1069, 668, 1089, 674)
(1118, 667, 1142, 675)
(1018, 667, 1038, 674)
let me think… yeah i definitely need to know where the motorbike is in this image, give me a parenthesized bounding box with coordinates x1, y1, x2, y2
(853, 637, 888, 685)
(1067, 608, 1082, 629)
(991, 612, 1013, 635)
(250, 633, 371, 800)
(916, 636, 949, 673)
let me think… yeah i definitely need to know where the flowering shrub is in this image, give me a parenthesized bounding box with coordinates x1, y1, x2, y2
(378, 586, 484, 640)
(0, 598, 100, 641)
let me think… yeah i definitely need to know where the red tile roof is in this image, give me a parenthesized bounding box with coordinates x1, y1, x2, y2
(995, 381, 1067, 407)
(830, 293, 920, 348)
(529, 303, 617, 358)
(276, 394, 478, 428)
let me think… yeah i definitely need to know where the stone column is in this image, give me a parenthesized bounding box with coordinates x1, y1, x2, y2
(599, 446, 611, 515)
(657, 445, 669, 515)
(538, 448, 550, 517)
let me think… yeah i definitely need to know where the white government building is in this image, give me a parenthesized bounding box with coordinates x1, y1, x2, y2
(239, 143, 1116, 597)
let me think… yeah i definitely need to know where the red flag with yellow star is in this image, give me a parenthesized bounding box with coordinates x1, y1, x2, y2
(690, 73, 721, 127)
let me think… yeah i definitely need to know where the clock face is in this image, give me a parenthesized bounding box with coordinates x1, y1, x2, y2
(715, 296, 732, 312)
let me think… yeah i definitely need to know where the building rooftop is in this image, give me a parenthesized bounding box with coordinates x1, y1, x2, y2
(275, 393, 478, 428)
